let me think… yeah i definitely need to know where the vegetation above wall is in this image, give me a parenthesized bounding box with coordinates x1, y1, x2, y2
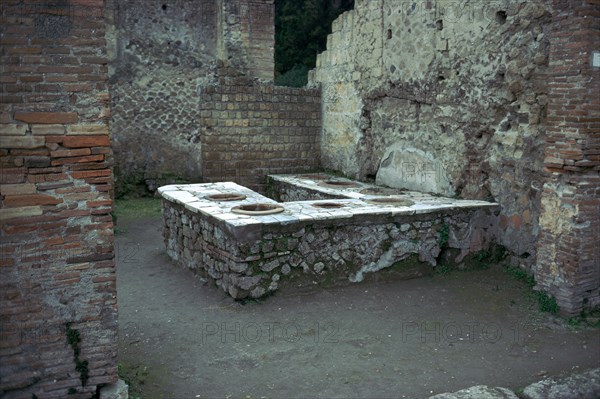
(275, 0, 354, 87)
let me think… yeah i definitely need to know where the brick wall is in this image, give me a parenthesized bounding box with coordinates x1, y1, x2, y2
(0, 0, 118, 397)
(239, 0, 275, 82)
(109, 0, 278, 195)
(107, 0, 218, 196)
(200, 73, 321, 193)
(537, 0, 600, 315)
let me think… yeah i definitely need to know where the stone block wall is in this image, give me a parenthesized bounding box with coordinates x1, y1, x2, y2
(107, 0, 218, 196)
(199, 78, 321, 193)
(310, 0, 552, 268)
(237, 0, 275, 81)
(536, 0, 600, 315)
(162, 199, 497, 300)
(108, 0, 277, 196)
(0, 0, 118, 397)
(310, 2, 382, 176)
(310, 0, 599, 314)
(267, 177, 345, 202)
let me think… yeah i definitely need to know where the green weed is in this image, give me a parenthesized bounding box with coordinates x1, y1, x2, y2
(114, 197, 162, 221)
(536, 291, 558, 315)
(567, 317, 583, 329)
(65, 323, 88, 386)
(437, 223, 449, 248)
(580, 308, 600, 328)
(504, 264, 535, 287)
(117, 362, 147, 399)
(381, 240, 392, 252)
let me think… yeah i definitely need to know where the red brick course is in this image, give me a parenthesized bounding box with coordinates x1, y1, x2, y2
(14, 112, 79, 124)
(536, 0, 600, 315)
(0, 0, 118, 397)
(200, 75, 321, 193)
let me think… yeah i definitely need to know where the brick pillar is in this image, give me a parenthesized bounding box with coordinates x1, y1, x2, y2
(221, 0, 275, 81)
(240, 0, 275, 81)
(537, 0, 600, 315)
(0, 0, 118, 397)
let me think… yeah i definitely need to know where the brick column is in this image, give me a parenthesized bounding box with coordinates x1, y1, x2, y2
(239, 0, 275, 81)
(221, 0, 275, 82)
(0, 0, 118, 397)
(537, 0, 600, 315)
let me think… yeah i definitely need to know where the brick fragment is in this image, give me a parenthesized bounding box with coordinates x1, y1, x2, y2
(87, 200, 112, 208)
(67, 124, 109, 135)
(31, 124, 65, 135)
(0, 167, 26, 184)
(0, 125, 27, 136)
(51, 154, 104, 166)
(36, 182, 74, 191)
(62, 135, 110, 148)
(14, 112, 78, 124)
(71, 169, 111, 179)
(3, 194, 62, 207)
(67, 253, 114, 264)
(0, 206, 43, 222)
(27, 173, 69, 183)
(0, 183, 37, 195)
(0, 136, 45, 149)
(50, 148, 91, 158)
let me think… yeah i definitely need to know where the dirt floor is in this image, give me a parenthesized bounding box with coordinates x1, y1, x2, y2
(115, 205, 599, 399)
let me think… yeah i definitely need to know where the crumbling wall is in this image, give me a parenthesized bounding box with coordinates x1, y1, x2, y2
(107, 0, 218, 196)
(108, 0, 276, 196)
(231, 0, 275, 81)
(311, 0, 599, 314)
(162, 199, 497, 300)
(310, 0, 552, 274)
(310, 1, 383, 177)
(0, 0, 118, 397)
(536, 0, 600, 315)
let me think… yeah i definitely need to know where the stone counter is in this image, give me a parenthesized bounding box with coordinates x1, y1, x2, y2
(159, 180, 498, 300)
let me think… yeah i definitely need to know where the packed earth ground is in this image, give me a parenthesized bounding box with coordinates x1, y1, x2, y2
(114, 198, 600, 399)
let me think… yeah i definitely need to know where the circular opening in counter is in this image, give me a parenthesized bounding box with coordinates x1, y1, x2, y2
(311, 202, 346, 209)
(205, 193, 247, 201)
(360, 187, 406, 196)
(319, 180, 359, 188)
(298, 173, 330, 180)
(231, 203, 285, 215)
(365, 197, 415, 206)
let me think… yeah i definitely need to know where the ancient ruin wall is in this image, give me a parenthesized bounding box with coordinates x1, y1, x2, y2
(108, 0, 275, 196)
(536, 0, 600, 315)
(310, 0, 552, 274)
(217, 0, 275, 82)
(0, 0, 118, 397)
(162, 198, 497, 301)
(107, 0, 218, 195)
(199, 76, 321, 193)
(311, 0, 599, 314)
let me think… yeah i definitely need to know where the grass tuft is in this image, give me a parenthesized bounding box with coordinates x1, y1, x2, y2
(535, 291, 558, 315)
(504, 264, 535, 287)
(114, 197, 162, 221)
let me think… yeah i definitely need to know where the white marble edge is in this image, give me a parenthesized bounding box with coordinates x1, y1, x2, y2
(159, 179, 499, 230)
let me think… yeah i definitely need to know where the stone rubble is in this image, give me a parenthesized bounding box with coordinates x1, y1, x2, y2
(429, 368, 600, 399)
(521, 367, 600, 399)
(428, 385, 518, 399)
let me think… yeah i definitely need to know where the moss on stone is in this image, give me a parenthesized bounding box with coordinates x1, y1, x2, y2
(65, 323, 89, 387)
